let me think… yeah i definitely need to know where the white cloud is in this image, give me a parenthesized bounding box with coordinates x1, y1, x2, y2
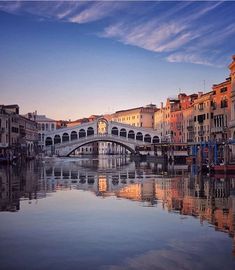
(166, 53, 215, 66)
(66, 2, 126, 24)
(0, 1, 233, 67)
(102, 20, 193, 53)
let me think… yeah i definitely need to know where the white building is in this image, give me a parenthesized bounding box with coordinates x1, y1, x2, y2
(24, 112, 57, 149)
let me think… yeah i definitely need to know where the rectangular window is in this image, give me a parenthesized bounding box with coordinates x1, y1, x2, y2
(220, 87, 227, 93)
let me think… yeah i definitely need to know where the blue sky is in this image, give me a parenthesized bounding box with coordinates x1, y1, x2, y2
(1, 1, 235, 120)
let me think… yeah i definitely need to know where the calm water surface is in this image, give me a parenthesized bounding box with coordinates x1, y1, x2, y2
(0, 156, 235, 270)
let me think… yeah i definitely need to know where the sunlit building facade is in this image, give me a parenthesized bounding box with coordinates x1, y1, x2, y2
(112, 104, 157, 128)
(210, 77, 232, 142)
(229, 56, 235, 158)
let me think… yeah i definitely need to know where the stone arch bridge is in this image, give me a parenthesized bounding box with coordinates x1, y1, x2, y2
(43, 118, 161, 156)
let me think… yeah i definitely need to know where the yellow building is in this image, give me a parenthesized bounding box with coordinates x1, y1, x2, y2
(193, 92, 213, 143)
(154, 101, 171, 142)
(112, 104, 157, 128)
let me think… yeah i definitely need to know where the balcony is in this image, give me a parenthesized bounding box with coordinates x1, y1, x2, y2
(211, 127, 225, 133)
(198, 130, 204, 136)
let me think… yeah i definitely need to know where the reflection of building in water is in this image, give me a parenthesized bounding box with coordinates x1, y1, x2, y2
(0, 167, 20, 211)
(116, 181, 155, 202)
(0, 162, 40, 211)
(154, 174, 235, 255)
(98, 176, 108, 193)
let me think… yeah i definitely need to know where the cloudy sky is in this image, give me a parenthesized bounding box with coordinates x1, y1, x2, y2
(1, 1, 235, 120)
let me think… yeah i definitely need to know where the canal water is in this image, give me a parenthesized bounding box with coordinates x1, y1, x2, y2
(0, 156, 235, 270)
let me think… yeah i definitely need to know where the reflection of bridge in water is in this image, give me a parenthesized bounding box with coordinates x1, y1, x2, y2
(43, 118, 161, 156)
(1, 158, 235, 255)
(39, 163, 235, 255)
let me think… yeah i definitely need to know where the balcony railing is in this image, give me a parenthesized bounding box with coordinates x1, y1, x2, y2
(211, 127, 225, 133)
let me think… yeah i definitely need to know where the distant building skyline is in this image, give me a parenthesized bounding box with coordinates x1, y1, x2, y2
(1, 1, 235, 120)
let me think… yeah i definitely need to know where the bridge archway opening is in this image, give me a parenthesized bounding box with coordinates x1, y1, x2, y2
(120, 128, 127, 137)
(66, 139, 135, 156)
(111, 127, 118, 136)
(54, 135, 61, 144)
(71, 131, 78, 141)
(153, 136, 160, 143)
(97, 118, 108, 134)
(62, 133, 69, 142)
(136, 132, 143, 141)
(79, 129, 86, 138)
(87, 127, 94, 136)
(45, 137, 53, 146)
(128, 130, 135, 139)
(144, 134, 151, 143)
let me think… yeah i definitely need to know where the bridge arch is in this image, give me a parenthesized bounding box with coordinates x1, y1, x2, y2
(62, 132, 69, 142)
(120, 128, 127, 137)
(87, 127, 94, 136)
(128, 130, 135, 139)
(111, 127, 118, 136)
(79, 129, 86, 138)
(97, 117, 108, 134)
(45, 137, 53, 146)
(66, 139, 135, 156)
(54, 134, 61, 144)
(136, 132, 143, 141)
(144, 134, 151, 143)
(71, 131, 78, 141)
(153, 136, 160, 143)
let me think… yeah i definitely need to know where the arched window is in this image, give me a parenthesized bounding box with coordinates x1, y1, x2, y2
(152, 136, 160, 143)
(221, 97, 228, 108)
(144, 134, 151, 143)
(62, 133, 69, 142)
(111, 127, 118, 136)
(45, 137, 52, 146)
(71, 131, 78, 140)
(54, 135, 61, 144)
(120, 128, 127, 137)
(79, 129, 86, 138)
(38, 133, 41, 141)
(46, 123, 49, 130)
(136, 132, 143, 141)
(42, 123, 45, 131)
(51, 123, 55, 130)
(128, 130, 135, 139)
(87, 127, 94, 136)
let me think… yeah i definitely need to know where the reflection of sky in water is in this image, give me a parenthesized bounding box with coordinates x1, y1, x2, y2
(0, 158, 235, 270)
